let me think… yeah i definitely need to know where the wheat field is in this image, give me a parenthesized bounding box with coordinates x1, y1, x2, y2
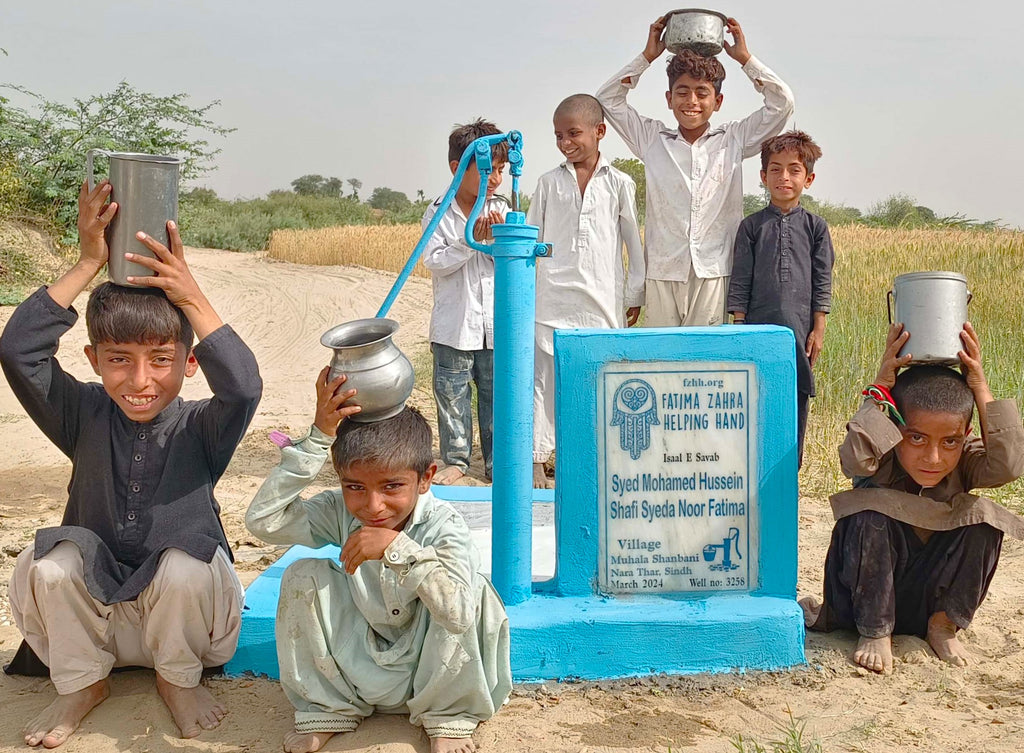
(267, 223, 1024, 506)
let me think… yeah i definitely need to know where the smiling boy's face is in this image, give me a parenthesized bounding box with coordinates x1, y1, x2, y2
(665, 73, 723, 140)
(85, 340, 198, 422)
(761, 148, 815, 208)
(894, 409, 970, 488)
(339, 461, 436, 530)
(553, 112, 605, 166)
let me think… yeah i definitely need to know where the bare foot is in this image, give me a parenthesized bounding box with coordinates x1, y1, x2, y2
(155, 672, 226, 738)
(433, 465, 466, 486)
(927, 611, 969, 667)
(532, 462, 553, 489)
(798, 595, 823, 629)
(853, 634, 893, 674)
(430, 736, 477, 753)
(283, 731, 337, 753)
(23, 678, 109, 748)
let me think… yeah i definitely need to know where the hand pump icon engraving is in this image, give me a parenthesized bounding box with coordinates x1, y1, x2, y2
(703, 528, 742, 572)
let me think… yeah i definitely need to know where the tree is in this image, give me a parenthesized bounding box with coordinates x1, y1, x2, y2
(290, 174, 344, 197)
(367, 186, 411, 213)
(347, 178, 362, 200)
(0, 81, 233, 239)
(611, 157, 646, 225)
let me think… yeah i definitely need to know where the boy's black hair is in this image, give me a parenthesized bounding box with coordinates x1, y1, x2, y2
(892, 365, 975, 426)
(760, 130, 823, 173)
(553, 94, 604, 127)
(86, 282, 193, 347)
(331, 406, 434, 478)
(666, 50, 726, 94)
(448, 118, 509, 165)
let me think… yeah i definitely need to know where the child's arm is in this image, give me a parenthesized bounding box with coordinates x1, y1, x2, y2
(525, 177, 546, 240)
(726, 219, 755, 323)
(0, 181, 117, 455)
(420, 202, 488, 276)
(245, 370, 360, 546)
(722, 19, 796, 158)
(617, 175, 645, 326)
(957, 323, 1024, 486)
(839, 325, 909, 478)
(594, 16, 669, 160)
(806, 220, 835, 367)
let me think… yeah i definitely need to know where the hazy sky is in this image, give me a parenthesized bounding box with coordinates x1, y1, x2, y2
(5, 0, 1022, 227)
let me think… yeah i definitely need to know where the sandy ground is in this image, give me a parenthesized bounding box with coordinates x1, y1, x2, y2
(0, 248, 1023, 752)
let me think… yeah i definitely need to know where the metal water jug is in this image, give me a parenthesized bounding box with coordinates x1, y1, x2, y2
(86, 150, 181, 287)
(888, 272, 972, 365)
(321, 319, 415, 422)
(663, 8, 728, 56)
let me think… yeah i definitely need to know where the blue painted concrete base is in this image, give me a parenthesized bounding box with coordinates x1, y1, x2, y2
(508, 593, 805, 681)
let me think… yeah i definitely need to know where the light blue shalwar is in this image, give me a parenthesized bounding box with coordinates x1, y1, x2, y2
(245, 426, 512, 738)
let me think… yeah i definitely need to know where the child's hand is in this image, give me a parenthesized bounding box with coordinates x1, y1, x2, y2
(805, 329, 824, 367)
(642, 15, 668, 63)
(127, 221, 224, 339)
(626, 307, 641, 327)
(314, 367, 360, 436)
(472, 210, 503, 242)
(874, 323, 912, 388)
(77, 180, 117, 269)
(959, 322, 993, 404)
(340, 526, 401, 574)
(722, 18, 752, 66)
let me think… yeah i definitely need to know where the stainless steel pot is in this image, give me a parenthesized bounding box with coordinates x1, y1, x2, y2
(887, 272, 972, 366)
(321, 318, 415, 422)
(86, 150, 181, 287)
(663, 8, 728, 57)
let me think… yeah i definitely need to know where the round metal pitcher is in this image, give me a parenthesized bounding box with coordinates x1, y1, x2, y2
(888, 271, 972, 365)
(663, 8, 728, 56)
(86, 150, 181, 287)
(321, 319, 415, 422)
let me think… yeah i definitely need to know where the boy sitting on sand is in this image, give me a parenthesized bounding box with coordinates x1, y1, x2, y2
(803, 322, 1024, 673)
(527, 93, 645, 488)
(0, 180, 262, 746)
(245, 373, 512, 753)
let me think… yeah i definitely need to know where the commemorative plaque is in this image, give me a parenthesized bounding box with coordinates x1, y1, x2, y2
(597, 362, 759, 594)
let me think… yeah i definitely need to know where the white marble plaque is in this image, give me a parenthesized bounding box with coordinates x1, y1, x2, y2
(597, 362, 758, 594)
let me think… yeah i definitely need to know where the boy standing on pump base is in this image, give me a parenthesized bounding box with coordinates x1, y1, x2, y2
(422, 119, 508, 485)
(527, 94, 645, 488)
(0, 180, 262, 746)
(728, 131, 834, 466)
(596, 16, 794, 327)
(804, 323, 1024, 674)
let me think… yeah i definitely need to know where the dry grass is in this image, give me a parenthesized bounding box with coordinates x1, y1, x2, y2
(267, 224, 426, 277)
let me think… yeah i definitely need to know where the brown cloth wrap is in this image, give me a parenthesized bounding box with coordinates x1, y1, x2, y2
(830, 398, 1024, 540)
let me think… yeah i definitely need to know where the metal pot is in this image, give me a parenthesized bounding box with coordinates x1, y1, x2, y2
(321, 318, 415, 422)
(663, 8, 728, 57)
(86, 150, 181, 287)
(887, 272, 972, 366)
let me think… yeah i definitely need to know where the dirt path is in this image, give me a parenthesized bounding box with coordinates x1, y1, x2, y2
(0, 248, 1022, 752)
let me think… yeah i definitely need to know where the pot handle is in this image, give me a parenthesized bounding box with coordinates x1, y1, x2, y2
(85, 149, 109, 192)
(966, 291, 973, 306)
(886, 290, 894, 324)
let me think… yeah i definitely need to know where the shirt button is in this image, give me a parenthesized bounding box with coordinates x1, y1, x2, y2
(134, 454, 143, 462)
(391, 609, 401, 616)
(131, 483, 140, 493)
(388, 552, 400, 562)
(127, 512, 136, 521)
(138, 432, 146, 440)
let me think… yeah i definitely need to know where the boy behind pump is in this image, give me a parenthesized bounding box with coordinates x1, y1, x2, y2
(596, 15, 794, 328)
(421, 119, 508, 485)
(728, 131, 834, 465)
(245, 375, 511, 753)
(527, 93, 645, 488)
(804, 323, 1024, 674)
(0, 181, 262, 746)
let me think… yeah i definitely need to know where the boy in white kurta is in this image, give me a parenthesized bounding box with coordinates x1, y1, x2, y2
(527, 94, 645, 487)
(245, 372, 511, 753)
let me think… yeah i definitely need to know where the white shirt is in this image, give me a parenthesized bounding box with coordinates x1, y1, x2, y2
(421, 196, 507, 351)
(596, 54, 794, 282)
(527, 158, 645, 352)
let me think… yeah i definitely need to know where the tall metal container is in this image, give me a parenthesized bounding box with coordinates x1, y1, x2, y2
(86, 150, 181, 287)
(888, 271, 971, 365)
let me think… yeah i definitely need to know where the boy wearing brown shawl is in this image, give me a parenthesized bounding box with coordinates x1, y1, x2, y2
(803, 322, 1024, 673)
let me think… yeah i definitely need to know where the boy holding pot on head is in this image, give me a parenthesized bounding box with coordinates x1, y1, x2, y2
(245, 377, 511, 753)
(728, 130, 835, 466)
(802, 323, 1024, 674)
(0, 180, 262, 746)
(596, 15, 794, 327)
(421, 118, 508, 485)
(527, 93, 645, 488)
